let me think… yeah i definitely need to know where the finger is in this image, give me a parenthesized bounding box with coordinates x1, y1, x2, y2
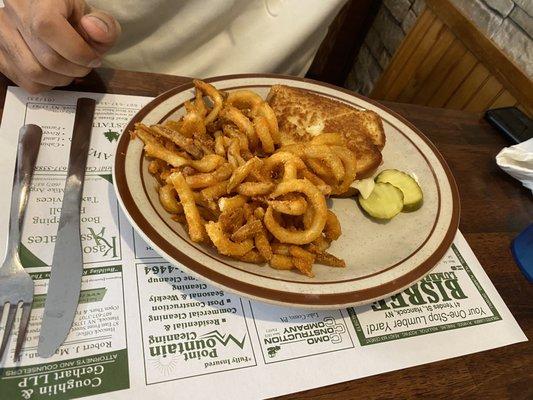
(0, 12, 74, 88)
(79, 10, 122, 54)
(28, 8, 101, 67)
(0, 51, 52, 94)
(5, 1, 92, 76)
(17, 29, 91, 78)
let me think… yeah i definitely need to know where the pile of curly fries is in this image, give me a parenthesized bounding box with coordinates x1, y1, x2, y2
(132, 80, 358, 277)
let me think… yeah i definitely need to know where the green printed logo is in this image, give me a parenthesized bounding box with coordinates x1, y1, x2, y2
(370, 271, 467, 312)
(86, 227, 118, 258)
(263, 317, 345, 351)
(103, 129, 120, 143)
(267, 346, 280, 358)
(148, 330, 247, 363)
(201, 330, 246, 349)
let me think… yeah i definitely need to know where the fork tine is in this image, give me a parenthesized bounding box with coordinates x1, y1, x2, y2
(14, 302, 32, 362)
(0, 303, 18, 360)
(0, 302, 4, 327)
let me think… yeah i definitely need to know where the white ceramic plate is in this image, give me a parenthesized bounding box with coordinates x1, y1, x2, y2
(114, 74, 460, 309)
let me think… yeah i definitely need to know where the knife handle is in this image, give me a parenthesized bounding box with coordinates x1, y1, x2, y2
(5, 125, 43, 264)
(67, 98, 95, 183)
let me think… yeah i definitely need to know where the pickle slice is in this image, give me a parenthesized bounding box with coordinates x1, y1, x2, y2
(376, 169, 423, 211)
(358, 182, 404, 219)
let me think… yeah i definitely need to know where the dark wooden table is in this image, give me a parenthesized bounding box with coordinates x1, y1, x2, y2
(1, 69, 531, 399)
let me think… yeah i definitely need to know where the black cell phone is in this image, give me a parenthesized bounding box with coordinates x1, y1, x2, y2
(484, 107, 533, 144)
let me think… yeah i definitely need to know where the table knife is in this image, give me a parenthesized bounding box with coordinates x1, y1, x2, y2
(38, 98, 96, 358)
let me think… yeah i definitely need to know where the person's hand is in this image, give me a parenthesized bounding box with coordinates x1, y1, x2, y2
(0, 0, 121, 93)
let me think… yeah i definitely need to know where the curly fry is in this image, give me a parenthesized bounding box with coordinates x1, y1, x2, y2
(221, 105, 258, 150)
(164, 120, 183, 133)
(185, 163, 233, 189)
(314, 251, 346, 268)
(235, 250, 266, 264)
(292, 257, 314, 277)
(226, 90, 263, 110)
(214, 131, 226, 156)
(223, 125, 251, 154)
(253, 115, 275, 154)
(194, 87, 208, 117)
(194, 80, 223, 124)
(330, 145, 357, 195)
(168, 172, 206, 242)
(284, 144, 345, 183)
(263, 151, 306, 180)
(231, 220, 263, 242)
(218, 194, 247, 213)
(271, 243, 291, 256)
(268, 194, 307, 215)
(227, 157, 262, 193)
(253, 102, 281, 145)
(269, 254, 294, 270)
(180, 109, 204, 139)
(205, 221, 253, 256)
(237, 182, 275, 196)
(264, 179, 327, 244)
(299, 169, 332, 195)
(201, 180, 229, 204)
(324, 210, 342, 240)
(254, 227, 272, 261)
(253, 206, 265, 220)
(227, 138, 246, 167)
(148, 159, 166, 175)
(144, 142, 189, 168)
(145, 124, 203, 159)
(159, 184, 184, 214)
(188, 154, 225, 172)
(305, 158, 335, 184)
(219, 207, 244, 233)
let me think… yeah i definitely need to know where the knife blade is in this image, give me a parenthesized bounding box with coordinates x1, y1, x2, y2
(38, 98, 96, 358)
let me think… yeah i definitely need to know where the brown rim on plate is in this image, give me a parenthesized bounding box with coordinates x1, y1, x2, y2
(114, 73, 460, 307)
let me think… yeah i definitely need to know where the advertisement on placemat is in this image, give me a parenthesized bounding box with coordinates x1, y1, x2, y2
(0, 265, 129, 400)
(347, 245, 502, 345)
(249, 303, 354, 363)
(135, 262, 257, 384)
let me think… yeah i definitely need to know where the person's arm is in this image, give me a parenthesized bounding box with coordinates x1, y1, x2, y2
(0, 0, 120, 93)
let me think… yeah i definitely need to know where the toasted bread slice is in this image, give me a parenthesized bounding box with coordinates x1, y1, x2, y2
(267, 85, 385, 178)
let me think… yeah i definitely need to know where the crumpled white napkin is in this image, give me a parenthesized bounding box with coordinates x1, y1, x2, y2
(496, 138, 533, 194)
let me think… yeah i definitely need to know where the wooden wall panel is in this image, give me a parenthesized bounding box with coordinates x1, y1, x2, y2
(445, 63, 490, 109)
(463, 76, 503, 112)
(488, 90, 518, 109)
(397, 28, 455, 103)
(427, 51, 477, 108)
(370, 1, 532, 116)
(411, 39, 466, 104)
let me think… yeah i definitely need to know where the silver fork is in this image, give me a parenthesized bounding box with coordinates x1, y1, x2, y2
(0, 124, 42, 362)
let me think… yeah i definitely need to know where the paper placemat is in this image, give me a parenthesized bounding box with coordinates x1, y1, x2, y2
(0, 88, 526, 400)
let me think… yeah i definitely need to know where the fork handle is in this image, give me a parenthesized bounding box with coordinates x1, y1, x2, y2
(4, 125, 43, 266)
